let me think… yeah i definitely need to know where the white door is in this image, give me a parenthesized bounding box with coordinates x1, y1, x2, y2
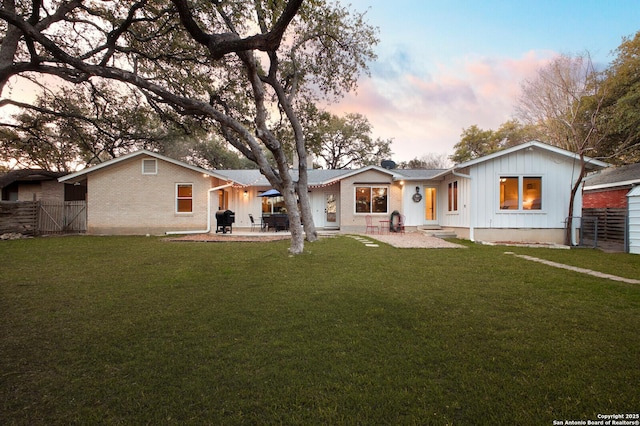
(324, 193, 340, 228)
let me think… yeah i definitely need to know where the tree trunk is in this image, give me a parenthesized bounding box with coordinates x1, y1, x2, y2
(281, 182, 305, 254)
(565, 154, 586, 246)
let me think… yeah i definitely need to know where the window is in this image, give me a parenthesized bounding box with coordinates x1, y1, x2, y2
(523, 177, 542, 210)
(176, 184, 193, 213)
(448, 181, 458, 212)
(500, 176, 541, 210)
(355, 186, 388, 214)
(499, 177, 519, 209)
(142, 159, 157, 175)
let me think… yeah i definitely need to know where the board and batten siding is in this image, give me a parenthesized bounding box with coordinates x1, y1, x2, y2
(470, 149, 579, 230)
(627, 186, 640, 254)
(439, 172, 470, 229)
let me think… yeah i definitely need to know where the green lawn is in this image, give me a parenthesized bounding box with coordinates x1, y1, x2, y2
(1, 236, 638, 425)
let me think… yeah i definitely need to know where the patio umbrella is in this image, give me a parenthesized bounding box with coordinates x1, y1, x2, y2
(258, 188, 281, 197)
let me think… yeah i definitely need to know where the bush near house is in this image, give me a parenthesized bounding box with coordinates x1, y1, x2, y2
(1, 236, 638, 424)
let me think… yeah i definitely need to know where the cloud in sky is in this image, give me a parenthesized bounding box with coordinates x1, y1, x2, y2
(326, 0, 640, 163)
(329, 49, 553, 162)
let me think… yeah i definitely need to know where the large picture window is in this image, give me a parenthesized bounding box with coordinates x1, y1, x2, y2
(500, 176, 541, 210)
(355, 186, 388, 214)
(176, 184, 193, 213)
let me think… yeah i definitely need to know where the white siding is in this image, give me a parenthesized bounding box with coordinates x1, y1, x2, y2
(628, 187, 640, 254)
(470, 149, 580, 231)
(439, 173, 470, 228)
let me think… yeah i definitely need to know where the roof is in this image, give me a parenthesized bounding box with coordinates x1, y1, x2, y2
(628, 186, 640, 197)
(58, 150, 230, 183)
(583, 162, 640, 191)
(0, 169, 66, 189)
(393, 169, 448, 181)
(56, 144, 600, 189)
(55, 149, 448, 188)
(452, 141, 609, 171)
(214, 167, 447, 187)
(216, 169, 353, 187)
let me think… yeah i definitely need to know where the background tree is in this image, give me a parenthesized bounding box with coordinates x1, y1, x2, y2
(494, 119, 543, 149)
(596, 31, 640, 164)
(449, 125, 499, 164)
(450, 120, 542, 165)
(399, 153, 450, 169)
(0, 81, 260, 171)
(304, 107, 392, 169)
(0, 0, 377, 254)
(515, 53, 606, 245)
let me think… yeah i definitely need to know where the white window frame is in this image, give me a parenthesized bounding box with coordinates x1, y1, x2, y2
(142, 159, 157, 175)
(354, 185, 389, 214)
(498, 175, 543, 212)
(447, 181, 458, 213)
(176, 183, 193, 214)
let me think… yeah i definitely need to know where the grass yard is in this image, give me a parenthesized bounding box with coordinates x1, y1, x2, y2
(1, 235, 639, 425)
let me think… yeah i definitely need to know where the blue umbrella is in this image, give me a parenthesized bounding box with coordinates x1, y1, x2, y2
(258, 189, 281, 197)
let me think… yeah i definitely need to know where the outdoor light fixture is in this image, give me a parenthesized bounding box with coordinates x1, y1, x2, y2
(243, 190, 248, 197)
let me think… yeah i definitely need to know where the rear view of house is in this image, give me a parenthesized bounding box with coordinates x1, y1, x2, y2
(56, 141, 609, 246)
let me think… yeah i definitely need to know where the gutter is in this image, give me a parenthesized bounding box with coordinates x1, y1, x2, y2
(166, 183, 233, 235)
(451, 169, 474, 241)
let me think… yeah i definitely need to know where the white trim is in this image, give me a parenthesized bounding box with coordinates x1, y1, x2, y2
(58, 150, 230, 183)
(584, 179, 640, 191)
(142, 158, 157, 175)
(453, 141, 609, 170)
(175, 183, 193, 214)
(496, 174, 544, 213)
(354, 184, 390, 215)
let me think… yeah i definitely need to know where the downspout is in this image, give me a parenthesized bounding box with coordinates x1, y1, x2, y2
(452, 169, 473, 241)
(166, 183, 233, 235)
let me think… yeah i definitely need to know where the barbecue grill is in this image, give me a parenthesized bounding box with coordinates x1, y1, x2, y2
(215, 210, 235, 234)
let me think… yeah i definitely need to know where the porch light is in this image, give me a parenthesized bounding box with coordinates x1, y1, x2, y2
(243, 190, 248, 198)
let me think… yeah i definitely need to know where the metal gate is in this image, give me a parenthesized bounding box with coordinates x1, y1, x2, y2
(38, 201, 87, 234)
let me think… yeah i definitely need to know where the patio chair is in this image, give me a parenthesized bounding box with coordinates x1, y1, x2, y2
(365, 215, 379, 234)
(398, 214, 406, 234)
(248, 214, 257, 232)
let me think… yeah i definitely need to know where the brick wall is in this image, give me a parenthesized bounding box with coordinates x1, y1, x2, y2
(583, 188, 629, 209)
(87, 155, 211, 234)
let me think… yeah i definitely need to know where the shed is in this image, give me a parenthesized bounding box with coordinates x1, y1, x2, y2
(627, 186, 640, 254)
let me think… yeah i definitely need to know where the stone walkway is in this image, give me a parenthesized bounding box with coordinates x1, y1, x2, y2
(505, 252, 640, 285)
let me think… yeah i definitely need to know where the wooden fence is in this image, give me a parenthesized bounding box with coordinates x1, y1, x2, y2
(0, 201, 39, 235)
(581, 207, 627, 244)
(0, 200, 86, 235)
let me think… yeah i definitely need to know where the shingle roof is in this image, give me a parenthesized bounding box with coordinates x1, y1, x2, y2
(216, 169, 355, 187)
(0, 169, 66, 189)
(392, 169, 448, 180)
(584, 162, 640, 190)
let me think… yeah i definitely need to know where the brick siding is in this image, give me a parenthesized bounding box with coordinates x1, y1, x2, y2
(583, 188, 629, 209)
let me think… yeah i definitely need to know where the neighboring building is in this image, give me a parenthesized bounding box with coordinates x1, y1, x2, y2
(0, 169, 71, 202)
(583, 162, 640, 208)
(582, 162, 640, 252)
(58, 141, 608, 244)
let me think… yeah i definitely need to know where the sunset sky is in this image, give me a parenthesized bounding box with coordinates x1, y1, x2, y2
(328, 0, 640, 163)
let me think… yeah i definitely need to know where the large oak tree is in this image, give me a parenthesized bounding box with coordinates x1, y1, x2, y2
(0, 0, 378, 254)
(516, 53, 607, 245)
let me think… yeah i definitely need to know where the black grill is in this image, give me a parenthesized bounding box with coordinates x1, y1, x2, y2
(215, 210, 235, 234)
